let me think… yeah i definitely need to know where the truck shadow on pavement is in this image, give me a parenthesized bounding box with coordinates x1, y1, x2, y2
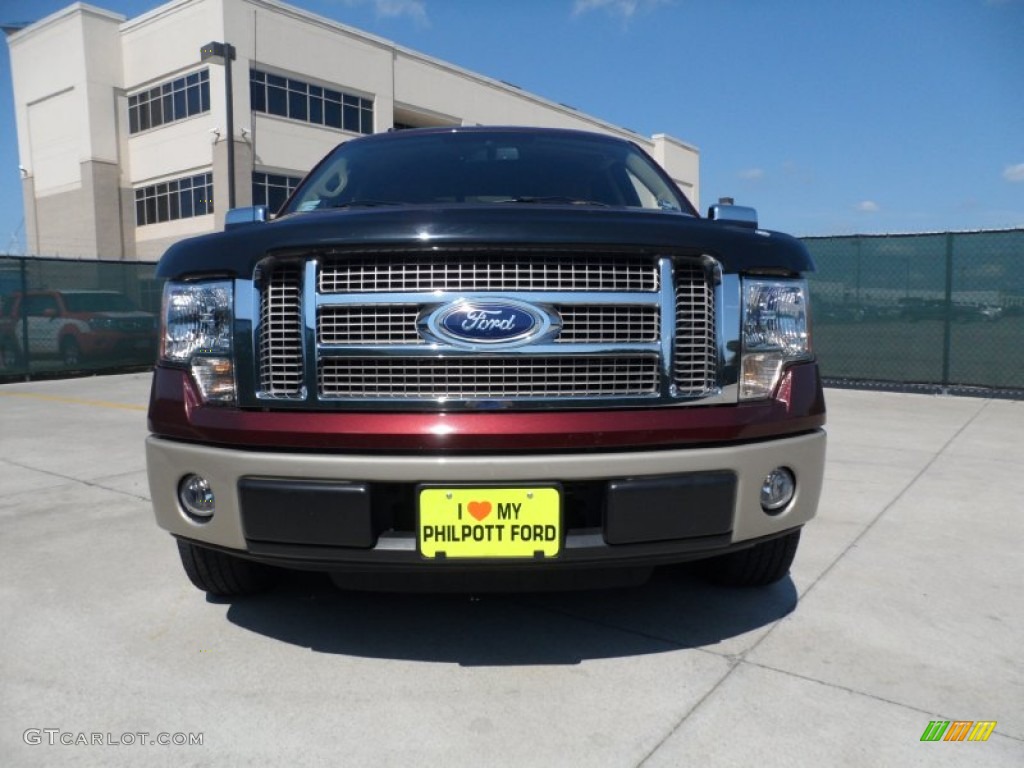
(223, 566, 798, 666)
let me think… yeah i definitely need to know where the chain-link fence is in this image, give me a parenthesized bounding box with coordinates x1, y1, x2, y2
(3, 229, 1024, 394)
(0, 255, 162, 379)
(805, 229, 1024, 395)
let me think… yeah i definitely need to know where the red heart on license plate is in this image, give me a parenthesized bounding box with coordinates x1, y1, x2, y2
(467, 501, 492, 521)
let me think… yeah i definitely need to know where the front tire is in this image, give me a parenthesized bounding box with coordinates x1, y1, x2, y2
(60, 337, 81, 367)
(702, 529, 801, 587)
(176, 540, 276, 597)
(0, 339, 22, 370)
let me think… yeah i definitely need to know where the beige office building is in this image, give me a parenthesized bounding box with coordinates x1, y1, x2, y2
(7, 0, 700, 260)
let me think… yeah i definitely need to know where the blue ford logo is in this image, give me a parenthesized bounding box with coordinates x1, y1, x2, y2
(427, 299, 551, 346)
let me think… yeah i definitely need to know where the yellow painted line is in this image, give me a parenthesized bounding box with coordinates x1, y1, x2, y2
(0, 392, 147, 412)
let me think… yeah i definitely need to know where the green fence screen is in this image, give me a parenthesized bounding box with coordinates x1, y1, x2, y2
(805, 229, 1024, 393)
(0, 255, 162, 378)
(2, 228, 1023, 394)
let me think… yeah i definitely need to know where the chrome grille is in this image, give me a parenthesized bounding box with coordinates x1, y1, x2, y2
(556, 305, 659, 344)
(318, 356, 659, 399)
(255, 251, 720, 406)
(319, 253, 659, 293)
(258, 262, 304, 397)
(673, 263, 717, 396)
(319, 305, 423, 345)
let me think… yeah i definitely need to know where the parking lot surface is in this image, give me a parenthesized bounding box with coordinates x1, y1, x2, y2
(1, 373, 1021, 766)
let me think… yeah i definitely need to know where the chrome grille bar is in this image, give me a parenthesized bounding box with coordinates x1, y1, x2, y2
(318, 303, 661, 346)
(318, 356, 659, 399)
(319, 254, 659, 293)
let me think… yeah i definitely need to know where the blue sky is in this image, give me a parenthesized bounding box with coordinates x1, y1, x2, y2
(1, 0, 1022, 253)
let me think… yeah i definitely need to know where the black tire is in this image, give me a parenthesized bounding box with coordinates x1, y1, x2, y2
(0, 339, 22, 370)
(176, 540, 276, 597)
(60, 337, 81, 367)
(702, 529, 801, 587)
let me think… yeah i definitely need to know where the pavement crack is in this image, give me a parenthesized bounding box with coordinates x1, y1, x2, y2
(634, 400, 1000, 766)
(741, 398, 993, 659)
(0, 456, 151, 503)
(741, 659, 1024, 743)
(634, 660, 739, 767)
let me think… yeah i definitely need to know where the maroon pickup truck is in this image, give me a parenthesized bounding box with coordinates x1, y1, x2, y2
(1, 290, 155, 368)
(146, 127, 826, 596)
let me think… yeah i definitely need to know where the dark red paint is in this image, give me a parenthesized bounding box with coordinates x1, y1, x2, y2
(148, 363, 825, 453)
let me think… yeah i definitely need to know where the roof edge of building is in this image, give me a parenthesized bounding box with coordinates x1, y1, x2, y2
(246, 0, 655, 144)
(119, 0, 203, 33)
(120, 0, 687, 150)
(7, 2, 125, 45)
(651, 132, 700, 154)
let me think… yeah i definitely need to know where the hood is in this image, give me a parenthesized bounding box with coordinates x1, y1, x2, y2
(156, 205, 814, 279)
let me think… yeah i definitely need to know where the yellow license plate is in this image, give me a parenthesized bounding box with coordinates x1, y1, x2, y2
(418, 487, 561, 559)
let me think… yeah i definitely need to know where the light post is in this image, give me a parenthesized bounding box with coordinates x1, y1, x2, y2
(200, 41, 237, 210)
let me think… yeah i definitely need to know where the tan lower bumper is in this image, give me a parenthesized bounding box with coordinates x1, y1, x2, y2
(146, 431, 826, 553)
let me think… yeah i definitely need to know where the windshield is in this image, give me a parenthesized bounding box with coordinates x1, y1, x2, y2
(284, 131, 694, 215)
(62, 293, 138, 312)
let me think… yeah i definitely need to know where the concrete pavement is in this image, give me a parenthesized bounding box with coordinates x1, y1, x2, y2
(1, 373, 1021, 766)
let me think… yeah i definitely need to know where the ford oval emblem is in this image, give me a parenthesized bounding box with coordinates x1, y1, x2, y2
(426, 299, 551, 346)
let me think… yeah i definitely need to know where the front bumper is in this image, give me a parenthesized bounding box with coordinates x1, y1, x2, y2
(146, 429, 826, 572)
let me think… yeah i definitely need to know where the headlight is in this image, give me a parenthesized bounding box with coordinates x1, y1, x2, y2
(161, 281, 233, 361)
(161, 280, 235, 403)
(740, 279, 811, 400)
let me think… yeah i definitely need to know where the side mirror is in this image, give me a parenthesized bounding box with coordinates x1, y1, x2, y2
(708, 202, 758, 229)
(225, 205, 268, 230)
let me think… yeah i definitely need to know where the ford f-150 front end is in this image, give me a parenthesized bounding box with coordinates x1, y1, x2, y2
(146, 127, 825, 596)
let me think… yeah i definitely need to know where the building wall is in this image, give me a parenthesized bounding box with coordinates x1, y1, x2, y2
(9, 0, 700, 261)
(10, 4, 126, 259)
(652, 134, 701, 211)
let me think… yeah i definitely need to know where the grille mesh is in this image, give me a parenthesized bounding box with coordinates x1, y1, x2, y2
(556, 305, 659, 344)
(319, 254, 658, 293)
(258, 263, 304, 397)
(673, 263, 717, 396)
(318, 356, 659, 399)
(319, 305, 423, 345)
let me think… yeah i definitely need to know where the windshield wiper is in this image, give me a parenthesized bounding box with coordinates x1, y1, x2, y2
(492, 196, 611, 207)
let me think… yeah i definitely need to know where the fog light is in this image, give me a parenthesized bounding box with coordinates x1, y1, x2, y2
(179, 474, 215, 521)
(760, 468, 795, 513)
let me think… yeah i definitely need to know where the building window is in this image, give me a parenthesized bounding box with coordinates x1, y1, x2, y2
(250, 69, 373, 135)
(128, 70, 210, 134)
(135, 172, 214, 227)
(252, 171, 302, 212)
